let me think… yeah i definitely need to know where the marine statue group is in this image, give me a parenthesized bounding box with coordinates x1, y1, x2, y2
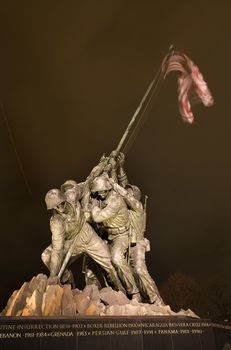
(39, 48, 215, 309)
(41, 152, 163, 305)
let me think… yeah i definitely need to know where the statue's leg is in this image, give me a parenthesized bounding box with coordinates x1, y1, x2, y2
(60, 268, 75, 286)
(110, 235, 140, 296)
(83, 255, 102, 289)
(41, 244, 75, 285)
(78, 224, 125, 292)
(41, 245, 52, 269)
(58, 240, 82, 286)
(130, 239, 163, 304)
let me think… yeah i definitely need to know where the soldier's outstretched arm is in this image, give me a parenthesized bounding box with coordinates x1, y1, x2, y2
(49, 215, 65, 277)
(109, 179, 143, 214)
(108, 153, 118, 183)
(81, 184, 91, 212)
(117, 153, 129, 188)
(80, 156, 109, 214)
(85, 155, 109, 184)
(91, 193, 121, 223)
(85, 150, 123, 186)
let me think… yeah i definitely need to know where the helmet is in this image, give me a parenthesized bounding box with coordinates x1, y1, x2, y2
(126, 184, 141, 201)
(60, 180, 78, 193)
(64, 188, 79, 204)
(91, 176, 112, 192)
(45, 189, 65, 210)
(61, 180, 83, 203)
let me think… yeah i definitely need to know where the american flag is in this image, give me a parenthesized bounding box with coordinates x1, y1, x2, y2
(162, 51, 214, 123)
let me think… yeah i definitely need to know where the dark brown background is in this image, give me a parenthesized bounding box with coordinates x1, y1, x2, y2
(0, 1, 230, 309)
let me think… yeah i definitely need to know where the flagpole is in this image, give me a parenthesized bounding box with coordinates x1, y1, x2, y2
(114, 76, 158, 154)
(114, 45, 173, 155)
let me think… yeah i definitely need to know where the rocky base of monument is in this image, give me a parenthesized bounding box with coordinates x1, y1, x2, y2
(1, 274, 197, 318)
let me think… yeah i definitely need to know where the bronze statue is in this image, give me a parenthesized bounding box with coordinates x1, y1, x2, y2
(90, 174, 141, 301)
(41, 187, 124, 292)
(110, 178, 163, 305)
(114, 154, 163, 304)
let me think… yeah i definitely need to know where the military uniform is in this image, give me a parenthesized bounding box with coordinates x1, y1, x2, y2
(111, 182, 163, 304)
(91, 178, 139, 296)
(41, 189, 123, 292)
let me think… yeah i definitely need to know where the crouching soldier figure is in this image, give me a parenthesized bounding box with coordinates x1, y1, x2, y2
(41, 188, 124, 292)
